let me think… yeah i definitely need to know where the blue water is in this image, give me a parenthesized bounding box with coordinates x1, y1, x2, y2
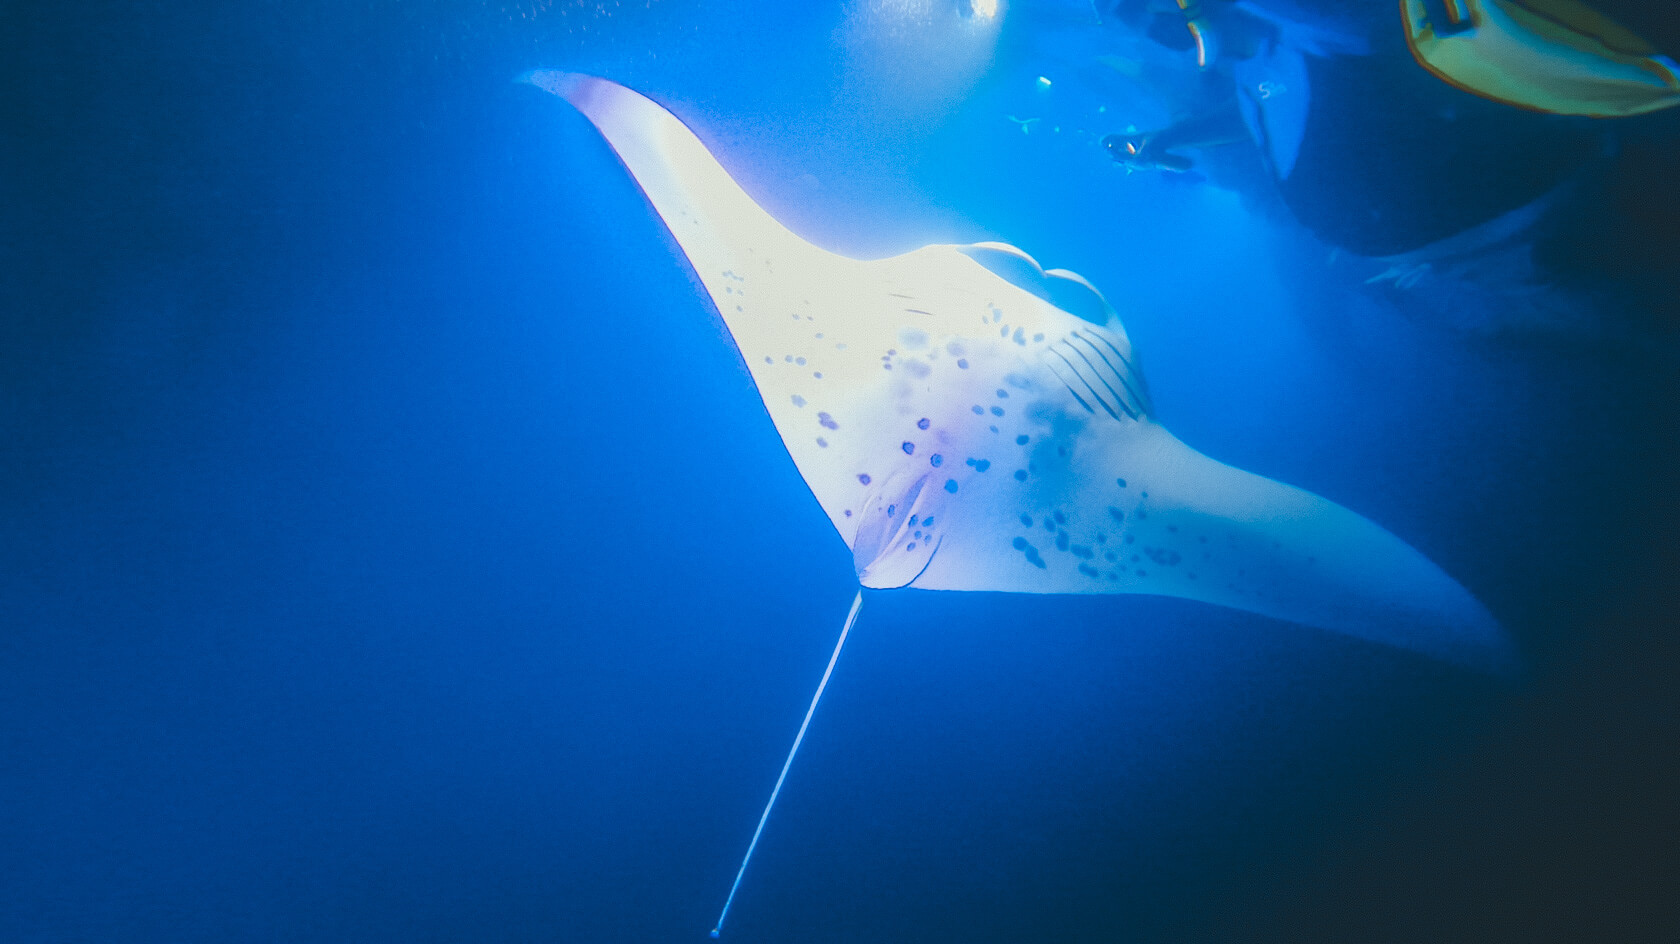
(4, 3, 1676, 942)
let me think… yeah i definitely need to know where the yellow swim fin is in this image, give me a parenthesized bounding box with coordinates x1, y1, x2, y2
(1401, 0, 1680, 117)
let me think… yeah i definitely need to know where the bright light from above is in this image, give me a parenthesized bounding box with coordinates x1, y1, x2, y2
(840, 0, 1006, 118)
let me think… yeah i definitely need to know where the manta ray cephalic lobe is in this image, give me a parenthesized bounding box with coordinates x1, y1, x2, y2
(529, 71, 1509, 674)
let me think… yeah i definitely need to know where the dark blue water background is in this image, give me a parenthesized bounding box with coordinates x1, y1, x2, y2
(4, 2, 1675, 942)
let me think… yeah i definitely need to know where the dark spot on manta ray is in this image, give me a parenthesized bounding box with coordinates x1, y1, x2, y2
(965, 458, 990, 472)
(1013, 536, 1028, 550)
(1033, 333, 1044, 342)
(1053, 511, 1066, 524)
(765, 356, 773, 364)
(816, 437, 827, 447)
(1071, 545, 1094, 560)
(1124, 534, 1135, 545)
(917, 417, 930, 430)
(1167, 526, 1178, 533)
(1144, 547, 1181, 567)
(1025, 547, 1046, 568)
(972, 406, 983, 415)
(909, 515, 918, 526)
(930, 454, 943, 467)
(887, 504, 896, 517)
(991, 406, 1004, 417)
(1044, 518, 1055, 532)
(796, 357, 806, 366)
(857, 474, 872, 485)
(906, 542, 916, 551)
(818, 412, 838, 430)
(1020, 514, 1032, 527)
(1116, 478, 1127, 488)
(1016, 435, 1029, 445)
(1108, 507, 1125, 522)
(902, 441, 915, 455)
(922, 517, 935, 527)
(1104, 550, 1117, 562)
(1055, 532, 1069, 551)
(1014, 469, 1027, 481)
(1079, 562, 1099, 578)
(944, 479, 959, 493)
(957, 359, 969, 369)
(792, 395, 806, 407)
(996, 389, 1008, 398)
(813, 372, 822, 379)
(844, 509, 852, 517)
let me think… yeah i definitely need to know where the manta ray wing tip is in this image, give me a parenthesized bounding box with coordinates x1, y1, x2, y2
(520, 69, 593, 100)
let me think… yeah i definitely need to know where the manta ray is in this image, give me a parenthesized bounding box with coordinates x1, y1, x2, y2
(531, 71, 1503, 668)
(526, 72, 1509, 934)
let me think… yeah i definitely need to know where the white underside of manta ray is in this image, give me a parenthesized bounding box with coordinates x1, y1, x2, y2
(529, 71, 1509, 675)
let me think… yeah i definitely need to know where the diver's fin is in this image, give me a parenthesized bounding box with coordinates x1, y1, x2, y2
(1402, 0, 1680, 117)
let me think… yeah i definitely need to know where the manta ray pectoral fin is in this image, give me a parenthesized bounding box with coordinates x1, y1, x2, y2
(1141, 435, 1512, 673)
(526, 70, 827, 293)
